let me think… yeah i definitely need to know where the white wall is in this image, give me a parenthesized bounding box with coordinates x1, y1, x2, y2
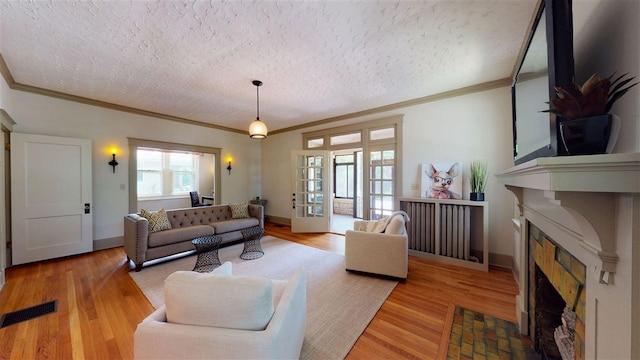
(2, 87, 261, 244)
(573, 0, 640, 153)
(263, 87, 516, 260)
(571, 1, 640, 358)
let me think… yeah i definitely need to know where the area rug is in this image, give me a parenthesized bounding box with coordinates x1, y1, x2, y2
(438, 304, 532, 360)
(129, 236, 398, 360)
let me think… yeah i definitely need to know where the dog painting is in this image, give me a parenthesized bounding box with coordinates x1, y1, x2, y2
(421, 162, 462, 199)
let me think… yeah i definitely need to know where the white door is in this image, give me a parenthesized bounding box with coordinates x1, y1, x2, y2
(291, 150, 331, 233)
(11, 133, 93, 265)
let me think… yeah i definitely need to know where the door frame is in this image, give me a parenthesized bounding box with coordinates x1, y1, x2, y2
(302, 115, 403, 220)
(0, 109, 16, 288)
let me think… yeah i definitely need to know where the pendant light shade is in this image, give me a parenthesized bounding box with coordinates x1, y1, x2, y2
(249, 80, 267, 139)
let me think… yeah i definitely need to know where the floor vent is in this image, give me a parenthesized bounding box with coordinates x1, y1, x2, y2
(0, 300, 58, 328)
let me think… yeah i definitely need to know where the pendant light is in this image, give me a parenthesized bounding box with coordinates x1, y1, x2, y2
(249, 80, 268, 139)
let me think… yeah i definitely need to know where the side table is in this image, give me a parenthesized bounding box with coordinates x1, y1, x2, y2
(240, 226, 264, 260)
(192, 235, 223, 272)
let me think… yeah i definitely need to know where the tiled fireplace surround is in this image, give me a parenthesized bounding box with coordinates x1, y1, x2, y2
(497, 153, 640, 360)
(528, 224, 586, 359)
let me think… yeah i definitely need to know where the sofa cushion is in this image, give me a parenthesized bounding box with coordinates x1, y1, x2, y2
(147, 225, 214, 248)
(140, 208, 172, 233)
(211, 218, 260, 234)
(164, 271, 274, 330)
(229, 202, 250, 219)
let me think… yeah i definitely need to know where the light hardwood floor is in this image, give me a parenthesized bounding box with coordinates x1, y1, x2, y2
(0, 222, 518, 359)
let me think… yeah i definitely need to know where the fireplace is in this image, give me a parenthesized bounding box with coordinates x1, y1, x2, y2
(528, 224, 585, 359)
(496, 153, 640, 360)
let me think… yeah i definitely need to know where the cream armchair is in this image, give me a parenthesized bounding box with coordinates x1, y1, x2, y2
(345, 212, 409, 279)
(134, 263, 307, 359)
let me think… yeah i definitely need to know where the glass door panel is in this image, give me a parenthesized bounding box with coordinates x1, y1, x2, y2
(369, 148, 395, 220)
(291, 150, 330, 233)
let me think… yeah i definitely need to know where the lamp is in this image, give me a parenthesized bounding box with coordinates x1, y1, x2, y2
(249, 80, 267, 139)
(109, 153, 119, 173)
(226, 155, 233, 174)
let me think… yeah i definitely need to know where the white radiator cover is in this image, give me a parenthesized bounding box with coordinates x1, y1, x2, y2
(400, 197, 488, 272)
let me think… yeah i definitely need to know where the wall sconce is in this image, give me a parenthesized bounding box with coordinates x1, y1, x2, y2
(109, 153, 119, 173)
(226, 155, 233, 174)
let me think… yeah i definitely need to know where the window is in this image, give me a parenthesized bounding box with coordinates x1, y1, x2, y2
(334, 154, 354, 198)
(137, 148, 200, 198)
(330, 132, 361, 146)
(370, 127, 395, 141)
(307, 138, 324, 148)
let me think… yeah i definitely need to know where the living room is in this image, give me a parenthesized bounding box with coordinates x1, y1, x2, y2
(0, 0, 639, 359)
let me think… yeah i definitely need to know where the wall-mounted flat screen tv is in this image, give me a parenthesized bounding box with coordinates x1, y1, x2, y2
(512, 0, 574, 165)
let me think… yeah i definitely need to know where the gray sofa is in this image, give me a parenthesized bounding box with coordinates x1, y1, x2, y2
(124, 204, 264, 271)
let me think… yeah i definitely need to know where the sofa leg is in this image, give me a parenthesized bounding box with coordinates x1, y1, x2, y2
(135, 263, 143, 272)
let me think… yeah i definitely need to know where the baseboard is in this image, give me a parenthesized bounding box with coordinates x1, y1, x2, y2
(93, 236, 124, 251)
(489, 252, 513, 269)
(267, 215, 291, 226)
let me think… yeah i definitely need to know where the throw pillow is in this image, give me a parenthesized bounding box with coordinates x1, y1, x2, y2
(384, 215, 406, 235)
(229, 202, 250, 219)
(164, 272, 274, 330)
(140, 208, 172, 233)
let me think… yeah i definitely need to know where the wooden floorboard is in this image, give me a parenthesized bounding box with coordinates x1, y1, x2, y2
(0, 222, 518, 359)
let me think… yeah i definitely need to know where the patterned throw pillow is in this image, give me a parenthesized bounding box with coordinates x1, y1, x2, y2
(229, 203, 250, 219)
(140, 208, 172, 233)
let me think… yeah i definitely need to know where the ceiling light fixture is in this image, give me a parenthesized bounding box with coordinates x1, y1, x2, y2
(248, 80, 267, 139)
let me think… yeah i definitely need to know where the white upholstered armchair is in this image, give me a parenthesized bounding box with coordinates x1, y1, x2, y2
(344, 212, 409, 279)
(134, 262, 307, 359)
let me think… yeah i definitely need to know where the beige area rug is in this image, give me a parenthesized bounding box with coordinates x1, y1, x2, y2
(129, 236, 398, 360)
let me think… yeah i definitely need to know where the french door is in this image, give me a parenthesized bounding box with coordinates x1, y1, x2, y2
(368, 146, 396, 220)
(291, 150, 331, 233)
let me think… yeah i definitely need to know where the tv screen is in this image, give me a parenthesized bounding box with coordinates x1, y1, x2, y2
(512, 0, 574, 165)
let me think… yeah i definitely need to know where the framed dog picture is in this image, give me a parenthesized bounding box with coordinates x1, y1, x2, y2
(421, 162, 462, 199)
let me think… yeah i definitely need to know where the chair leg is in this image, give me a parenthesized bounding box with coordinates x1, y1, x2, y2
(135, 263, 143, 272)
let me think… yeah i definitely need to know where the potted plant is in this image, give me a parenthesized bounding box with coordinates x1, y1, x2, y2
(469, 161, 487, 201)
(545, 72, 638, 155)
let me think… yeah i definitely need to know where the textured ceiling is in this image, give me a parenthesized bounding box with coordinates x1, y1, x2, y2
(0, 0, 537, 134)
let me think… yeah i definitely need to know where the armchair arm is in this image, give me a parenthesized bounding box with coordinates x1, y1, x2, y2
(248, 203, 264, 229)
(124, 214, 149, 270)
(344, 230, 408, 279)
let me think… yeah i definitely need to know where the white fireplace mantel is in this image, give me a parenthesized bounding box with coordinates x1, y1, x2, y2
(496, 153, 640, 284)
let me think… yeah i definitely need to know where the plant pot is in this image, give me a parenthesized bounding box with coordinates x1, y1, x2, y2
(470, 192, 484, 201)
(559, 114, 620, 155)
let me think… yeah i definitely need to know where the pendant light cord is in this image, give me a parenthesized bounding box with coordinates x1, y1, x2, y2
(256, 84, 260, 121)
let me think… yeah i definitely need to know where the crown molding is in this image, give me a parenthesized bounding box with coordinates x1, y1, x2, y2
(269, 77, 512, 135)
(0, 53, 16, 86)
(1, 51, 511, 136)
(0, 52, 245, 135)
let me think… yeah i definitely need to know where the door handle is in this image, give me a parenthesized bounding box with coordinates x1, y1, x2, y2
(84, 203, 90, 214)
(292, 193, 296, 209)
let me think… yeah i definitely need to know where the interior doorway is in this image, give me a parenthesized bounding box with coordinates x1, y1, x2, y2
(330, 149, 362, 234)
(302, 116, 403, 235)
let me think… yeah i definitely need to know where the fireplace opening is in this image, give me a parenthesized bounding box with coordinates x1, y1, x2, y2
(528, 224, 586, 360)
(534, 265, 565, 359)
